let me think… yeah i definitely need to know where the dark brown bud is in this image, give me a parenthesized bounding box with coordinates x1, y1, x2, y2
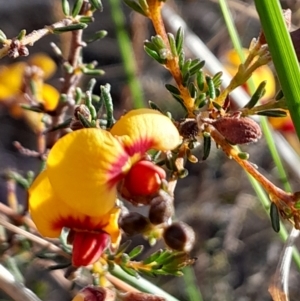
(74, 104, 91, 121)
(179, 119, 199, 139)
(8, 40, 21, 58)
(121, 292, 166, 301)
(18, 45, 29, 57)
(163, 221, 195, 252)
(211, 116, 262, 145)
(149, 192, 174, 225)
(70, 105, 92, 131)
(7, 40, 29, 58)
(119, 212, 150, 236)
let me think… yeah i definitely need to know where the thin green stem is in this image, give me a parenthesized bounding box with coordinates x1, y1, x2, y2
(260, 119, 292, 193)
(183, 267, 203, 301)
(109, 0, 144, 108)
(254, 0, 300, 140)
(218, 0, 255, 93)
(110, 265, 180, 301)
(218, 0, 245, 61)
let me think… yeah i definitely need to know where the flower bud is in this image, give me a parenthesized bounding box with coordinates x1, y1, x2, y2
(163, 222, 195, 252)
(72, 286, 115, 301)
(149, 192, 174, 225)
(119, 212, 150, 236)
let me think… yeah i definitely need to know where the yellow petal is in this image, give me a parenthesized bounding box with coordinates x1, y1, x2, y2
(110, 109, 181, 154)
(29, 53, 56, 79)
(29, 170, 66, 237)
(0, 83, 16, 99)
(0, 62, 25, 97)
(29, 171, 122, 238)
(23, 111, 44, 132)
(47, 128, 132, 216)
(41, 84, 60, 111)
(251, 65, 276, 99)
(102, 207, 121, 247)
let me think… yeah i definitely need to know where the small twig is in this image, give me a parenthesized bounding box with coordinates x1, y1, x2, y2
(207, 124, 299, 219)
(0, 217, 70, 259)
(0, 264, 42, 301)
(0, 203, 36, 230)
(6, 179, 18, 212)
(0, 19, 73, 59)
(13, 141, 44, 159)
(47, 5, 88, 146)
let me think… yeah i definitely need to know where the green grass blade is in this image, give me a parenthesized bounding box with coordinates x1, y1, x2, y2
(109, 0, 144, 108)
(254, 0, 300, 140)
(183, 266, 203, 301)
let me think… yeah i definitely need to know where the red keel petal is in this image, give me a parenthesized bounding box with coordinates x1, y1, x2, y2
(124, 160, 166, 196)
(72, 231, 110, 267)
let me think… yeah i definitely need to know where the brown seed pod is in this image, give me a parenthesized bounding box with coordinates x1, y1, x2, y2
(121, 292, 166, 301)
(163, 221, 195, 252)
(72, 286, 115, 301)
(149, 192, 174, 225)
(119, 212, 150, 236)
(179, 119, 199, 139)
(74, 104, 91, 121)
(70, 104, 92, 130)
(210, 116, 262, 145)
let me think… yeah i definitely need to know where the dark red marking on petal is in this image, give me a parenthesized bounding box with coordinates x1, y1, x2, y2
(106, 151, 131, 188)
(123, 136, 155, 157)
(52, 215, 110, 233)
(105, 136, 156, 188)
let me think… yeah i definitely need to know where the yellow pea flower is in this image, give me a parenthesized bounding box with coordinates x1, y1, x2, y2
(29, 108, 181, 267)
(0, 53, 59, 132)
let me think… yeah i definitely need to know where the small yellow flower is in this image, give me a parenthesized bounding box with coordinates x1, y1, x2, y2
(0, 53, 59, 131)
(29, 108, 181, 266)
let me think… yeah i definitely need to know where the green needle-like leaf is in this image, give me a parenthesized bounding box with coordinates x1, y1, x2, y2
(101, 84, 115, 128)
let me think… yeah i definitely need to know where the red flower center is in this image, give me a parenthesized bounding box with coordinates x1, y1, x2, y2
(124, 160, 166, 196)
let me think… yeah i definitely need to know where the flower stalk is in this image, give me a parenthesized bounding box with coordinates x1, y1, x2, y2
(206, 123, 300, 228)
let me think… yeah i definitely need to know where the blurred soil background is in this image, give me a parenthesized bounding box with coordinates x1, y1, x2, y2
(1, 0, 300, 300)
